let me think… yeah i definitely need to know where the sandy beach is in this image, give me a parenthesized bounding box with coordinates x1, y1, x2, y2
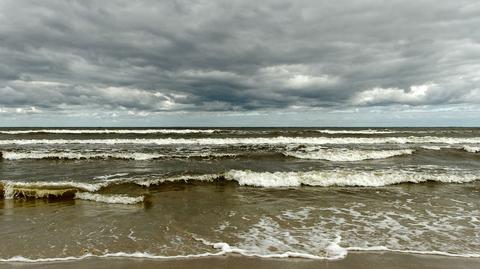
(2, 253, 479, 269)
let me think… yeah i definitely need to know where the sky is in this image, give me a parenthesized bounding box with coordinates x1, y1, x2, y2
(1, 0, 480, 127)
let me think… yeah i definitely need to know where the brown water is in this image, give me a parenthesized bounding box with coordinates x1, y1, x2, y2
(0, 128, 479, 262)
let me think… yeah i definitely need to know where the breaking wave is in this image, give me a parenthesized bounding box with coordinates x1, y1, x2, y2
(463, 145, 480, 153)
(74, 192, 144, 204)
(0, 151, 236, 160)
(223, 169, 478, 187)
(0, 129, 217, 134)
(284, 148, 414, 161)
(1, 167, 477, 201)
(316, 129, 397, 134)
(2, 136, 480, 145)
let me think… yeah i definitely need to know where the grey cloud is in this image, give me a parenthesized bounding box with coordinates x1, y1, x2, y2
(0, 0, 480, 116)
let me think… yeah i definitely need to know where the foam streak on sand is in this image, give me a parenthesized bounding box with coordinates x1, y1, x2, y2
(1, 244, 477, 263)
(2, 136, 480, 145)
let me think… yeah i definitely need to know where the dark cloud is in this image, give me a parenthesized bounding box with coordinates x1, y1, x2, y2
(1, 0, 480, 119)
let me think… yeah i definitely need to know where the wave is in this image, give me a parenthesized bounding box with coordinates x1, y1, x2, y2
(419, 145, 480, 153)
(74, 192, 144, 204)
(2, 167, 477, 200)
(0, 179, 145, 204)
(316, 129, 397, 134)
(0, 247, 334, 263)
(0, 151, 236, 160)
(420, 145, 443, 150)
(284, 148, 414, 161)
(1, 241, 477, 263)
(0, 180, 115, 199)
(223, 169, 478, 187)
(0, 129, 217, 134)
(0, 251, 227, 263)
(462, 145, 480, 153)
(2, 136, 480, 146)
(1, 144, 477, 161)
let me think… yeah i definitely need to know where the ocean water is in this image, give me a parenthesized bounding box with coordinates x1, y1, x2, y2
(0, 127, 479, 262)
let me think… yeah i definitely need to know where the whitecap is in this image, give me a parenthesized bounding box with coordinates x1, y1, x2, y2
(0, 129, 217, 134)
(462, 145, 480, 153)
(224, 169, 478, 187)
(2, 136, 480, 145)
(284, 148, 414, 161)
(74, 192, 144, 204)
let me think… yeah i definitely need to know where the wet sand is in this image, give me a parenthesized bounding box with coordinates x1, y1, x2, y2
(2, 253, 479, 269)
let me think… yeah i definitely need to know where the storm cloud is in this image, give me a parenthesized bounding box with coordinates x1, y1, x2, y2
(1, 0, 480, 125)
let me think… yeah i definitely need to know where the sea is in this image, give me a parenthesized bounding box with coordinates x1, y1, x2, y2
(0, 127, 479, 262)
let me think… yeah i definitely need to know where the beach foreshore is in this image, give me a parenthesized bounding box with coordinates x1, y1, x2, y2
(1, 252, 479, 269)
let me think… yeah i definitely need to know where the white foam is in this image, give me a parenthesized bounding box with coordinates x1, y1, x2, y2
(198, 238, 330, 260)
(74, 192, 144, 204)
(1, 151, 163, 160)
(0, 129, 217, 134)
(224, 169, 478, 187)
(284, 148, 414, 161)
(317, 129, 397, 134)
(2, 245, 477, 264)
(462, 145, 480, 153)
(3, 183, 14, 199)
(325, 236, 348, 259)
(0, 179, 121, 194)
(420, 145, 443, 150)
(2, 136, 480, 145)
(0, 251, 225, 263)
(131, 174, 219, 187)
(2, 167, 477, 200)
(0, 238, 330, 263)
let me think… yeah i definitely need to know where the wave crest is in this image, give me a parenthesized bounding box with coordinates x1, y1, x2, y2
(75, 192, 144, 204)
(463, 145, 480, 153)
(284, 148, 414, 161)
(316, 129, 396, 134)
(224, 169, 478, 187)
(0, 151, 236, 160)
(2, 136, 480, 145)
(0, 129, 217, 134)
(1, 168, 477, 201)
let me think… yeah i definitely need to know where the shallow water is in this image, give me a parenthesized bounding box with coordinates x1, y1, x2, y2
(0, 128, 479, 262)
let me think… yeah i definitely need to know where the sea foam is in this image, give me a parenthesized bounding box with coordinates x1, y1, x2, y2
(2, 136, 480, 145)
(284, 148, 414, 161)
(75, 192, 144, 204)
(0, 129, 217, 134)
(1, 167, 477, 197)
(0, 151, 235, 160)
(462, 145, 480, 153)
(316, 129, 396, 134)
(223, 169, 478, 187)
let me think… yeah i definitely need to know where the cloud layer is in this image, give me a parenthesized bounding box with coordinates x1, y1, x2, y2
(1, 0, 480, 125)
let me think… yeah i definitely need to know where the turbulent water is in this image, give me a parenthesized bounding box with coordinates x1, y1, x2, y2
(0, 127, 479, 262)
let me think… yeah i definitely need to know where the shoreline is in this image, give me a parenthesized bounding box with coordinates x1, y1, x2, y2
(1, 252, 479, 269)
